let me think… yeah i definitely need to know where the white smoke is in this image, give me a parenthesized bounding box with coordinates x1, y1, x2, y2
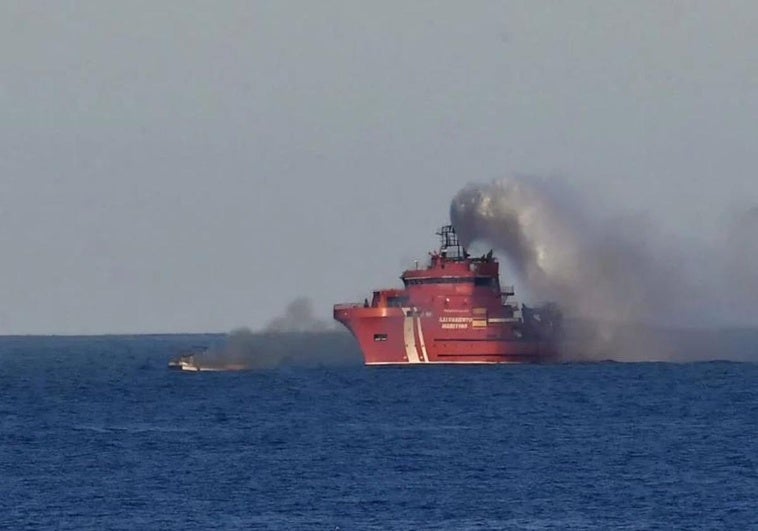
(450, 176, 758, 360)
(719, 206, 758, 323)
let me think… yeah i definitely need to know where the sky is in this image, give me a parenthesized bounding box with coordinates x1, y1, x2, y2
(1, 1, 757, 334)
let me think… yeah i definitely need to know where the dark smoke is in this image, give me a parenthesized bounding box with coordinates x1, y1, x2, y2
(450, 177, 758, 361)
(264, 297, 332, 333)
(184, 298, 359, 370)
(197, 328, 360, 370)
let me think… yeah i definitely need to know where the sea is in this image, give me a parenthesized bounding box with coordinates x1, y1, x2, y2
(1, 333, 757, 530)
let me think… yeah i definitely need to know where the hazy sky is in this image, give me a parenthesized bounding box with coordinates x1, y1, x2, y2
(2, 1, 757, 334)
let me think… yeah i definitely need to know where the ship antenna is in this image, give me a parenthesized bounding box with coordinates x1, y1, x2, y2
(436, 224, 466, 261)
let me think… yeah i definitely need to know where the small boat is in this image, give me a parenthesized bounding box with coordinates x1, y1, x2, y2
(168, 349, 250, 372)
(167, 353, 204, 371)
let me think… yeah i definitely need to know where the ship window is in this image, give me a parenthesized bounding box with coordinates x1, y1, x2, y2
(387, 296, 409, 307)
(404, 277, 477, 286)
(475, 277, 496, 287)
(373, 333, 387, 342)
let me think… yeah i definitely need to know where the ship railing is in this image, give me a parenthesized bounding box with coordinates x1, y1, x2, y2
(502, 299, 522, 318)
(334, 303, 366, 310)
(501, 295, 516, 306)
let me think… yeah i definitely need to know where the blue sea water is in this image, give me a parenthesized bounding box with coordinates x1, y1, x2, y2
(1, 335, 757, 530)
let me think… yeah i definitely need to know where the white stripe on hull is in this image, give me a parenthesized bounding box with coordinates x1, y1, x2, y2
(402, 307, 421, 363)
(365, 360, 524, 365)
(415, 313, 428, 362)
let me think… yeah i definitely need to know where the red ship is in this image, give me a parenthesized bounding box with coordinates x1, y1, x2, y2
(334, 225, 562, 365)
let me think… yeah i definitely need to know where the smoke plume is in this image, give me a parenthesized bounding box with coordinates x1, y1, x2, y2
(450, 176, 758, 361)
(264, 297, 332, 333)
(182, 298, 358, 370)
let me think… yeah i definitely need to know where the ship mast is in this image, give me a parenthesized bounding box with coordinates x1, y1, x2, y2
(436, 225, 468, 261)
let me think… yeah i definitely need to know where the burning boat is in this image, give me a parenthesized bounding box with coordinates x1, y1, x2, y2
(167, 353, 204, 371)
(167, 349, 249, 372)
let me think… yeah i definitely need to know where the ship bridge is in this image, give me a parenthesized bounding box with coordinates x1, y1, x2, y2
(401, 225, 502, 288)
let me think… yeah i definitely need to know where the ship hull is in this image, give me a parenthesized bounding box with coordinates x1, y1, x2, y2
(334, 306, 556, 365)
